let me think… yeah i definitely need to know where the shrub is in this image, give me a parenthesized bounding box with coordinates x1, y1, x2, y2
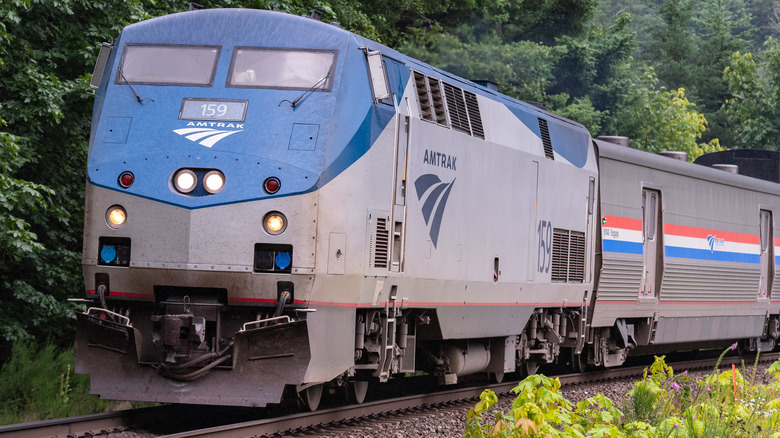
(465, 345, 780, 437)
(0, 342, 110, 424)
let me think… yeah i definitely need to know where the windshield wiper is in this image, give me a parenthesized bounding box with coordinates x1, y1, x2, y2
(283, 75, 329, 108)
(119, 69, 153, 103)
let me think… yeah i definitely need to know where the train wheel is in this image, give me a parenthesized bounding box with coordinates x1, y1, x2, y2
(489, 371, 505, 384)
(524, 361, 539, 377)
(303, 384, 323, 411)
(349, 380, 369, 404)
(571, 350, 587, 373)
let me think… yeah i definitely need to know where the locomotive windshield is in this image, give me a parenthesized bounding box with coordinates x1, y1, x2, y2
(116, 44, 220, 86)
(227, 47, 337, 91)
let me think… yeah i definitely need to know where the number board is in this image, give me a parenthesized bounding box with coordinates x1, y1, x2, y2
(179, 98, 248, 122)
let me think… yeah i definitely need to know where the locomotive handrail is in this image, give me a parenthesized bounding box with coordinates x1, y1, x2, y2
(240, 315, 291, 332)
(85, 307, 131, 327)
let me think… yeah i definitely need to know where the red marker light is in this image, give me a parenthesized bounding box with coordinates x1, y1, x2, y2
(264, 177, 280, 194)
(118, 171, 135, 188)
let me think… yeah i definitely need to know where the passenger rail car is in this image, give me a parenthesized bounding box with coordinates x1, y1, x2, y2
(75, 8, 780, 409)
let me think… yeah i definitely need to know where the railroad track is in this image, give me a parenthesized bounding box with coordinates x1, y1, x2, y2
(3, 352, 776, 438)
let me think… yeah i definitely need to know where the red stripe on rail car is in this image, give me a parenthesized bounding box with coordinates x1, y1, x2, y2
(227, 297, 309, 305)
(86, 290, 154, 299)
(664, 223, 758, 244)
(601, 215, 641, 230)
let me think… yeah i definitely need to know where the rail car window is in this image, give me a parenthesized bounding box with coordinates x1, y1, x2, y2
(227, 47, 337, 90)
(116, 44, 220, 86)
(761, 210, 771, 251)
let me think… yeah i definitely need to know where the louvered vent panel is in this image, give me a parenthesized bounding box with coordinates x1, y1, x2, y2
(444, 83, 471, 134)
(551, 229, 586, 283)
(372, 217, 389, 269)
(538, 118, 554, 160)
(464, 90, 484, 139)
(568, 231, 586, 283)
(552, 229, 569, 282)
(414, 72, 433, 122)
(428, 78, 448, 125)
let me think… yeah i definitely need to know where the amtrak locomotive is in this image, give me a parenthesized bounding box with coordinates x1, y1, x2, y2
(75, 8, 780, 409)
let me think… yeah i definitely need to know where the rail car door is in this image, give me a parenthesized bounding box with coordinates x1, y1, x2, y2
(759, 209, 774, 299)
(390, 104, 410, 273)
(365, 49, 408, 272)
(640, 188, 663, 299)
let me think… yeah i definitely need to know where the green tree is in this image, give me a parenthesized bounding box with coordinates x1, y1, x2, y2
(549, 12, 637, 135)
(690, 0, 751, 147)
(612, 69, 721, 160)
(400, 30, 557, 102)
(647, 0, 698, 90)
(724, 39, 780, 150)
(0, 0, 161, 358)
(745, 0, 780, 52)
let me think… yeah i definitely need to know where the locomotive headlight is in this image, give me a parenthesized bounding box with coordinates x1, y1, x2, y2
(203, 170, 225, 194)
(106, 205, 127, 229)
(263, 212, 287, 235)
(174, 169, 197, 193)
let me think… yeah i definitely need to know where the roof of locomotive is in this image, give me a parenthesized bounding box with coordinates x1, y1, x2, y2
(121, 8, 589, 135)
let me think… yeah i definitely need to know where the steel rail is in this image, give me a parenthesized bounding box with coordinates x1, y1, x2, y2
(0, 407, 159, 438)
(3, 351, 777, 438)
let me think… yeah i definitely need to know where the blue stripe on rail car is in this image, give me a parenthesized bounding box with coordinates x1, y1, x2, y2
(602, 240, 643, 255)
(664, 246, 759, 264)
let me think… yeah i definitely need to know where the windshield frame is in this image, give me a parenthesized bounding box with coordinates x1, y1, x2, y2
(115, 43, 221, 87)
(226, 46, 338, 91)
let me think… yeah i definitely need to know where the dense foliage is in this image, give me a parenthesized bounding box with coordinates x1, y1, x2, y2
(2, 0, 780, 360)
(465, 350, 780, 437)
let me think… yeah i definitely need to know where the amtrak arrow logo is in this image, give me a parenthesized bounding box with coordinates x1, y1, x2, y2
(415, 174, 456, 248)
(173, 127, 242, 148)
(707, 234, 725, 253)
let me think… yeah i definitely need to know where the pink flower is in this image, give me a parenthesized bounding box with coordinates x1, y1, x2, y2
(672, 383, 681, 390)
(731, 343, 738, 351)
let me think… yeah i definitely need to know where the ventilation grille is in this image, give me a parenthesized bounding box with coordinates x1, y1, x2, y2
(442, 82, 468, 134)
(429, 78, 447, 125)
(414, 72, 447, 126)
(371, 217, 389, 269)
(538, 118, 554, 160)
(414, 72, 433, 122)
(464, 90, 484, 139)
(552, 229, 585, 283)
(412, 70, 484, 139)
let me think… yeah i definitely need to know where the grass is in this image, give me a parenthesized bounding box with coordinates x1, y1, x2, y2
(0, 341, 122, 425)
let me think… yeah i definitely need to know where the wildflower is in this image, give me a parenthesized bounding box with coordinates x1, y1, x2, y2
(674, 424, 679, 429)
(672, 382, 680, 390)
(707, 384, 711, 391)
(683, 370, 688, 376)
(731, 343, 738, 351)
